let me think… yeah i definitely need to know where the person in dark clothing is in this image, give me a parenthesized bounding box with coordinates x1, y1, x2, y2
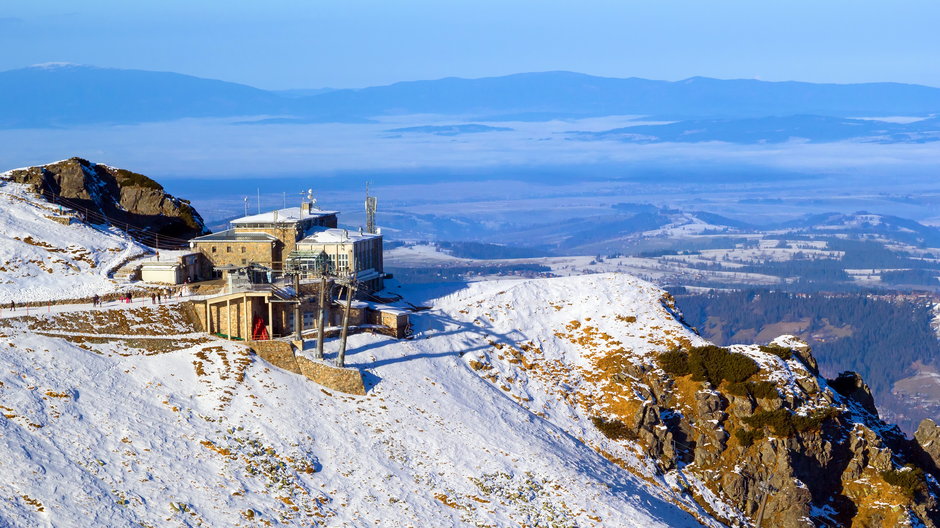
(9, 301, 14, 312)
(157, 292, 162, 304)
(151, 293, 156, 305)
(92, 294, 99, 307)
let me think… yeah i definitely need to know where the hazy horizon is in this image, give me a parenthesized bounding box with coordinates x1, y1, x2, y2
(4, 1, 940, 89)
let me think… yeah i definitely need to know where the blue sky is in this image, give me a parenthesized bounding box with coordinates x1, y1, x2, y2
(2, 0, 938, 89)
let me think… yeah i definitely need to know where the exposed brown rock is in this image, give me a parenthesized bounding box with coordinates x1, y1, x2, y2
(619, 339, 940, 527)
(915, 419, 940, 478)
(5, 157, 208, 240)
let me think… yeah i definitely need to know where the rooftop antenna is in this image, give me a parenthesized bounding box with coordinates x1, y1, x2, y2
(243, 196, 249, 218)
(365, 182, 377, 234)
(256, 188, 261, 215)
(283, 191, 286, 209)
(308, 188, 319, 210)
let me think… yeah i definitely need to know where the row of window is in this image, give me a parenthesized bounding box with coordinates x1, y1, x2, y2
(209, 246, 248, 254)
(327, 253, 350, 272)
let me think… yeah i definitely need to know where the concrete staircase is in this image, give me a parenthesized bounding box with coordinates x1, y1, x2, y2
(111, 257, 146, 282)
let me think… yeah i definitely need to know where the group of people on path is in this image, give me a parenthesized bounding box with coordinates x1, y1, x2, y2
(4, 285, 192, 316)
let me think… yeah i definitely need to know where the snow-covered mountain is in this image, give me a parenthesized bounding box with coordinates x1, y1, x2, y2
(2, 180, 940, 526)
(0, 178, 147, 304)
(0, 279, 704, 527)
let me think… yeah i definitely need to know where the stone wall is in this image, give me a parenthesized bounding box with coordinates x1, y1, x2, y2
(371, 310, 410, 338)
(243, 226, 298, 260)
(246, 340, 366, 395)
(295, 355, 367, 396)
(192, 240, 276, 270)
(180, 301, 206, 332)
(248, 340, 300, 373)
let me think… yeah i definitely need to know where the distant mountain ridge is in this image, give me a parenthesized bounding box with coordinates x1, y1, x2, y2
(0, 64, 292, 127)
(4, 64, 940, 129)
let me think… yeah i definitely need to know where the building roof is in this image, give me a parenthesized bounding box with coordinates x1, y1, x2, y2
(140, 261, 180, 270)
(139, 250, 199, 266)
(140, 249, 199, 260)
(298, 227, 381, 245)
(191, 229, 277, 243)
(231, 206, 338, 225)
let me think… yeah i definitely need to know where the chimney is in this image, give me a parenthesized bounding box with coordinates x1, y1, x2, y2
(301, 202, 311, 216)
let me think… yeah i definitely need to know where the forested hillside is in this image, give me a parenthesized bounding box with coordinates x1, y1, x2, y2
(672, 289, 940, 431)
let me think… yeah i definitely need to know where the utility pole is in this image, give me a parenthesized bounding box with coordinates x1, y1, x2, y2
(337, 279, 356, 368)
(315, 275, 328, 360)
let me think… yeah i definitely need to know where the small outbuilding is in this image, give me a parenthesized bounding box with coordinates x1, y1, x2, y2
(139, 250, 207, 284)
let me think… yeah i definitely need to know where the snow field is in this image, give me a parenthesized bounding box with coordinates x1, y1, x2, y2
(0, 273, 708, 527)
(0, 180, 147, 304)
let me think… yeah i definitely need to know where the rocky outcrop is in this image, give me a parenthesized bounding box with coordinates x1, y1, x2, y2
(4, 157, 208, 241)
(828, 371, 879, 417)
(915, 419, 940, 478)
(607, 338, 940, 527)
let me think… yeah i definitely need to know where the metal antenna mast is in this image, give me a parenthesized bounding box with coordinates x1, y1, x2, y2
(365, 182, 377, 234)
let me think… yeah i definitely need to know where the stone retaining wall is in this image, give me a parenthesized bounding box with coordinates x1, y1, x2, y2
(248, 340, 300, 373)
(246, 340, 366, 395)
(295, 356, 366, 396)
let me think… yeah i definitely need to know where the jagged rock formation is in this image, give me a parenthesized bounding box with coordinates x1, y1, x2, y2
(452, 276, 940, 527)
(608, 339, 940, 526)
(915, 419, 940, 479)
(5, 157, 207, 240)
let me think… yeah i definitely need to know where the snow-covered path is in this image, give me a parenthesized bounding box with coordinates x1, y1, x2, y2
(0, 292, 209, 320)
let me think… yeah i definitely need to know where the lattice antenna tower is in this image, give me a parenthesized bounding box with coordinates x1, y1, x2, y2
(365, 182, 377, 234)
